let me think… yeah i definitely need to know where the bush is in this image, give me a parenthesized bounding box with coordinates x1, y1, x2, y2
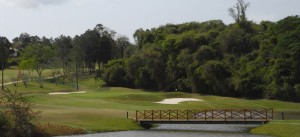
(94, 69, 104, 81)
(294, 84, 300, 102)
(103, 60, 128, 87)
(0, 111, 9, 130)
(0, 89, 40, 137)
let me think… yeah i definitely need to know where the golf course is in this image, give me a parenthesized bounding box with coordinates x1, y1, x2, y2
(1, 0, 300, 136)
(1, 69, 300, 137)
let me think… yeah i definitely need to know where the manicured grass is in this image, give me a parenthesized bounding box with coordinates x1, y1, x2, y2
(2, 75, 300, 136)
(251, 120, 300, 137)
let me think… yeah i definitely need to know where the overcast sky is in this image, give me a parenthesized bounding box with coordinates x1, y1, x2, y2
(0, 0, 299, 42)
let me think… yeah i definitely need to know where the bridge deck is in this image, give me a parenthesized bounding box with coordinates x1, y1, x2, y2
(135, 108, 273, 125)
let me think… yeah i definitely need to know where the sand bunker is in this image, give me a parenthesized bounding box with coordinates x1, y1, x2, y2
(156, 98, 203, 104)
(49, 91, 86, 95)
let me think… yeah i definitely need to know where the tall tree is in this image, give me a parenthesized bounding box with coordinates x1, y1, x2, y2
(71, 36, 86, 90)
(19, 44, 54, 88)
(12, 33, 42, 51)
(0, 37, 12, 90)
(80, 30, 98, 73)
(54, 35, 73, 84)
(12, 33, 31, 51)
(115, 35, 131, 58)
(228, 0, 250, 24)
(94, 24, 115, 68)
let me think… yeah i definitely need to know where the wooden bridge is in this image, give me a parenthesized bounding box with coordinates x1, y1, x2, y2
(134, 108, 273, 126)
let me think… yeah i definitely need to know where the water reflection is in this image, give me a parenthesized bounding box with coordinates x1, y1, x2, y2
(154, 124, 259, 132)
(60, 124, 270, 137)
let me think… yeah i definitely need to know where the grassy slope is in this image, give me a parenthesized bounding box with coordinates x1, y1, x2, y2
(3, 75, 300, 136)
(251, 120, 300, 137)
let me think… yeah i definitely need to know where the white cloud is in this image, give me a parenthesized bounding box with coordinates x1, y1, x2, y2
(0, 0, 67, 8)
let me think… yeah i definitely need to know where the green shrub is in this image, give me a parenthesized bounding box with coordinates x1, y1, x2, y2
(0, 111, 9, 129)
(0, 89, 40, 137)
(102, 59, 129, 87)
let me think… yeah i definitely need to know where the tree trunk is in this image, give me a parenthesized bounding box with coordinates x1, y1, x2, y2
(39, 74, 43, 88)
(55, 75, 58, 86)
(1, 61, 4, 90)
(76, 64, 79, 91)
(121, 47, 124, 59)
(82, 66, 85, 75)
(37, 69, 43, 88)
(54, 69, 58, 86)
(98, 61, 100, 70)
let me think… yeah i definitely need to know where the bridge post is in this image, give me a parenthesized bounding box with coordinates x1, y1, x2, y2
(224, 110, 227, 124)
(265, 109, 268, 121)
(136, 110, 137, 121)
(168, 110, 171, 122)
(151, 110, 154, 122)
(244, 109, 246, 124)
(271, 108, 273, 120)
(186, 110, 189, 123)
(211, 110, 214, 120)
(159, 110, 162, 119)
(205, 110, 207, 124)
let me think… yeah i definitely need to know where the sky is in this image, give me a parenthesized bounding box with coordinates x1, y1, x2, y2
(0, 0, 299, 42)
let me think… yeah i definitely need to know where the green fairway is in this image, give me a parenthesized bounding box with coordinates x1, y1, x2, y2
(2, 75, 300, 136)
(251, 120, 300, 137)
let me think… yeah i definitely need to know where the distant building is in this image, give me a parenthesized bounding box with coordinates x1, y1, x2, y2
(9, 47, 19, 57)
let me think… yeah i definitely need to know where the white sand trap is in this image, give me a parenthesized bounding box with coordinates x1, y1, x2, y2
(49, 91, 86, 95)
(156, 98, 203, 104)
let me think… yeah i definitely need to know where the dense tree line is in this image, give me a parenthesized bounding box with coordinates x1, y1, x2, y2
(101, 16, 300, 102)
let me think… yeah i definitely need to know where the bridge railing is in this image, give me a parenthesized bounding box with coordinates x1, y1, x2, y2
(136, 108, 273, 122)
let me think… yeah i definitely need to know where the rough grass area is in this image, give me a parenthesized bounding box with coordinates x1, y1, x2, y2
(34, 123, 87, 136)
(251, 120, 300, 137)
(1, 75, 300, 136)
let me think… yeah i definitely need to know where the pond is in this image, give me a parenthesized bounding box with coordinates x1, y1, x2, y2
(59, 124, 270, 137)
